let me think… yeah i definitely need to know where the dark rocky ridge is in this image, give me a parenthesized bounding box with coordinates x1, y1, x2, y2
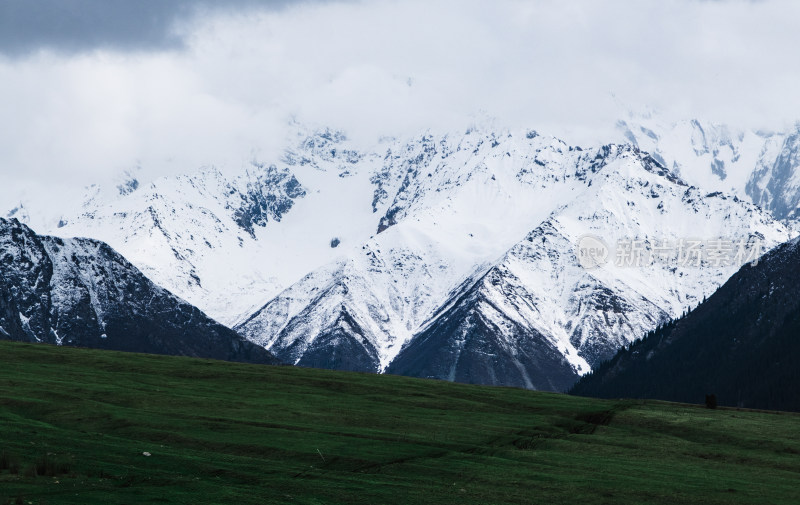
(387, 270, 580, 392)
(233, 162, 306, 238)
(0, 218, 278, 365)
(571, 237, 800, 412)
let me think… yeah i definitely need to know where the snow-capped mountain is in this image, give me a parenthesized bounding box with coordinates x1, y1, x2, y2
(616, 114, 800, 222)
(0, 218, 277, 364)
(237, 141, 791, 389)
(233, 129, 592, 374)
(47, 128, 392, 326)
(12, 121, 796, 391)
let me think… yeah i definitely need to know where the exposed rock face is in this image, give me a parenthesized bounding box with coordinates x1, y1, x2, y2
(747, 131, 800, 221)
(385, 269, 581, 391)
(616, 116, 800, 224)
(233, 162, 306, 238)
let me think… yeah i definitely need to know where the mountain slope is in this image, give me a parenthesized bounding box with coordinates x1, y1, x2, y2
(747, 130, 800, 221)
(616, 115, 800, 223)
(570, 237, 800, 412)
(385, 148, 791, 389)
(384, 266, 584, 391)
(0, 218, 278, 364)
(234, 129, 594, 372)
(46, 127, 385, 325)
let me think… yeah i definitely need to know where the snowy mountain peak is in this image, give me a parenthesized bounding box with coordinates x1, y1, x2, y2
(234, 129, 793, 390)
(615, 114, 800, 225)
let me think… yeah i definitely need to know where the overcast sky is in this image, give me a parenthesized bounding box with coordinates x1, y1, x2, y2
(2, 0, 800, 203)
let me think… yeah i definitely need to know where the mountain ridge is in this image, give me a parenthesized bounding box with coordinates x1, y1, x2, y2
(570, 236, 800, 412)
(0, 217, 279, 365)
(4, 119, 798, 391)
(235, 139, 792, 390)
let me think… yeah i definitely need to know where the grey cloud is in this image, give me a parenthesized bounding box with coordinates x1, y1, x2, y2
(0, 0, 307, 57)
(1, 0, 798, 198)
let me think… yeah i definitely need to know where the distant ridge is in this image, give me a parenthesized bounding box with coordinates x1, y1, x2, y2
(0, 218, 279, 365)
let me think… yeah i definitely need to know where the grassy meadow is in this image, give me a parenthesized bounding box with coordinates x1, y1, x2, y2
(0, 340, 797, 504)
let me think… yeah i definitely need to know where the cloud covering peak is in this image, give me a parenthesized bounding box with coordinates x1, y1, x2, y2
(1, 0, 799, 203)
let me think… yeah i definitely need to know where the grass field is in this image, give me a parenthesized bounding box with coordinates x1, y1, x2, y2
(0, 340, 797, 504)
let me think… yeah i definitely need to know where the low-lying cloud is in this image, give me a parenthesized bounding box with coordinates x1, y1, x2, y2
(1, 0, 799, 205)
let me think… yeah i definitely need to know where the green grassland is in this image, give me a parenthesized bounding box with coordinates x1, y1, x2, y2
(0, 340, 797, 504)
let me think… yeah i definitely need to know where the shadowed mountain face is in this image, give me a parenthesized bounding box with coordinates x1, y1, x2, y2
(385, 269, 580, 391)
(571, 238, 800, 412)
(0, 218, 279, 365)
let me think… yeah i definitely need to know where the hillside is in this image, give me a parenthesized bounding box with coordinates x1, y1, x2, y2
(0, 340, 798, 505)
(571, 237, 800, 412)
(0, 218, 277, 365)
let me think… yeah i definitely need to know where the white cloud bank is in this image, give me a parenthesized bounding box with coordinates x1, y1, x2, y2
(1, 0, 799, 199)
